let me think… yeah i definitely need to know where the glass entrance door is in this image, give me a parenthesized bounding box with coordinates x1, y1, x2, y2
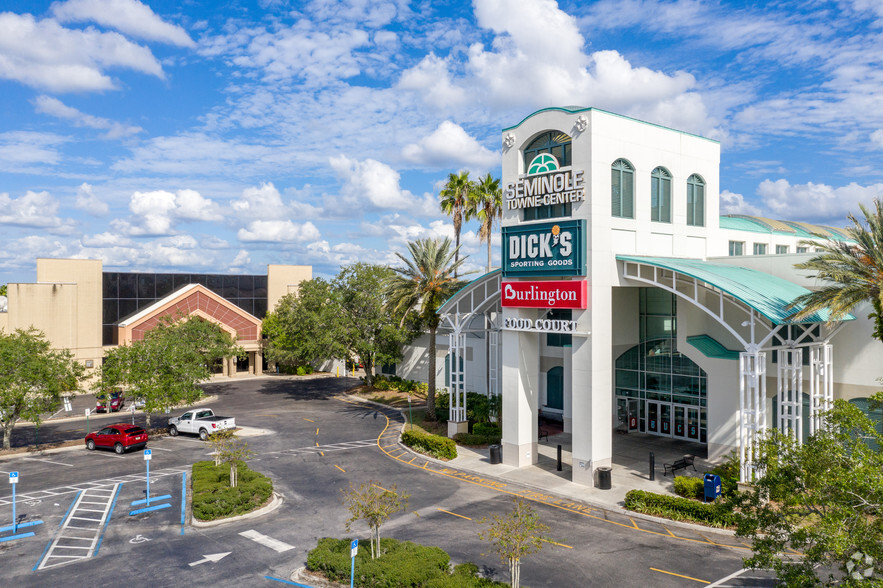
(616, 397, 640, 432)
(646, 401, 671, 436)
(673, 405, 701, 440)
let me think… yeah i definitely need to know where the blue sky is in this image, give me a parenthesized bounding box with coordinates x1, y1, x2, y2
(2, 0, 883, 285)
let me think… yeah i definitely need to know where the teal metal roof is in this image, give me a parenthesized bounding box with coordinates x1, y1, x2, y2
(686, 335, 740, 360)
(617, 255, 854, 325)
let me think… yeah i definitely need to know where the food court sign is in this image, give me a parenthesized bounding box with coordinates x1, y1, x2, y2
(501, 280, 588, 309)
(502, 220, 586, 277)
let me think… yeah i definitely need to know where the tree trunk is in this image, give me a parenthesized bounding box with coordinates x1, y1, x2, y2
(2, 418, 15, 450)
(230, 463, 237, 487)
(426, 325, 437, 421)
(146, 412, 152, 430)
(363, 357, 374, 386)
(510, 558, 520, 588)
(487, 239, 492, 273)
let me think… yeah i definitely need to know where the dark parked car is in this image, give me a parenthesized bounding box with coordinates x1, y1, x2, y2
(95, 390, 125, 413)
(85, 424, 148, 454)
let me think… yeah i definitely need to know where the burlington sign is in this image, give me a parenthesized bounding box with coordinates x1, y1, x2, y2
(502, 220, 586, 277)
(501, 280, 588, 309)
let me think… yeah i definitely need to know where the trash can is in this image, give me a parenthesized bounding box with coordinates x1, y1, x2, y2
(489, 444, 502, 464)
(704, 473, 721, 502)
(597, 466, 612, 490)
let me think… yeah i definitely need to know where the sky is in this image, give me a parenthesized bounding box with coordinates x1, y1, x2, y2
(2, 0, 883, 285)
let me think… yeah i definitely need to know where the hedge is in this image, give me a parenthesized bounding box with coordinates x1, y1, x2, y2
(191, 460, 273, 521)
(673, 475, 704, 500)
(452, 433, 494, 446)
(307, 537, 506, 588)
(371, 375, 427, 394)
(624, 489, 735, 528)
(401, 429, 457, 460)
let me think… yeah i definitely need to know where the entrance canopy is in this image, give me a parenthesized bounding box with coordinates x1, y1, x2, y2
(617, 255, 848, 325)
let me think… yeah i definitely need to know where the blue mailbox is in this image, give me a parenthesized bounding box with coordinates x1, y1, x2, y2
(704, 473, 721, 502)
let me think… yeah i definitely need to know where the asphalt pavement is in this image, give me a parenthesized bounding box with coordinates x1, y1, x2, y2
(0, 374, 775, 587)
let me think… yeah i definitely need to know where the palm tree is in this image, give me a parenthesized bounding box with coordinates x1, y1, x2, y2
(386, 238, 467, 420)
(439, 171, 475, 277)
(789, 198, 883, 342)
(470, 172, 502, 272)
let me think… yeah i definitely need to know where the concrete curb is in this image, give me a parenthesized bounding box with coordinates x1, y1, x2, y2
(14, 394, 219, 427)
(190, 491, 284, 528)
(344, 393, 737, 538)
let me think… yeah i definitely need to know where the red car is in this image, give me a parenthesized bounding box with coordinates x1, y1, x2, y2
(95, 390, 125, 413)
(85, 424, 148, 454)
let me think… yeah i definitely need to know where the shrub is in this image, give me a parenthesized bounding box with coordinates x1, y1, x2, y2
(673, 475, 704, 499)
(709, 451, 740, 497)
(472, 422, 501, 438)
(296, 365, 314, 375)
(307, 537, 506, 588)
(434, 392, 497, 424)
(401, 429, 457, 460)
(624, 489, 734, 528)
(191, 460, 273, 521)
(452, 433, 493, 446)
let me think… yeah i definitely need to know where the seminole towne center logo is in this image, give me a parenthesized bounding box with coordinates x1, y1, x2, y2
(504, 153, 585, 210)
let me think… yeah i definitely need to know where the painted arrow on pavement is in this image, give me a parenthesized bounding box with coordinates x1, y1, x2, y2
(189, 552, 231, 566)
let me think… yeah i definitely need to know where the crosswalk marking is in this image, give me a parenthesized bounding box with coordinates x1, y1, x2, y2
(37, 485, 120, 570)
(239, 529, 294, 553)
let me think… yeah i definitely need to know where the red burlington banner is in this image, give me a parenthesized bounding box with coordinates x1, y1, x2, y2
(501, 280, 588, 309)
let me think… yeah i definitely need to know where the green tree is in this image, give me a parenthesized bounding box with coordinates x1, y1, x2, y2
(208, 429, 254, 488)
(99, 315, 242, 428)
(0, 327, 84, 450)
(470, 172, 502, 272)
(439, 170, 475, 277)
(342, 480, 409, 560)
(733, 394, 883, 586)
(334, 263, 411, 386)
(263, 265, 411, 384)
(0, 284, 6, 296)
(789, 199, 883, 342)
(262, 278, 338, 370)
(478, 497, 550, 588)
(386, 238, 467, 420)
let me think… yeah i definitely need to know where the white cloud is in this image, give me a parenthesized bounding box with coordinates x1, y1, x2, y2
(74, 182, 109, 216)
(81, 231, 132, 247)
(871, 129, 883, 149)
(719, 190, 762, 217)
(34, 95, 143, 139)
(0, 190, 75, 231)
(231, 182, 286, 220)
(402, 121, 497, 169)
(0, 12, 165, 92)
(397, 54, 469, 111)
(0, 131, 65, 170)
(51, 0, 195, 47)
(237, 220, 320, 243)
(329, 155, 438, 214)
(112, 188, 224, 236)
(757, 179, 883, 225)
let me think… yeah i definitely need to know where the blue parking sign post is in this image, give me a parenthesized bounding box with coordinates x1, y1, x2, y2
(9, 472, 18, 532)
(350, 538, 358, 588)
(144, 450, 152, 506)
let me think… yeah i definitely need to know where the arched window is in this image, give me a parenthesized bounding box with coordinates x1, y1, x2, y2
(611, 159, 634, 218)
(522, 131, 572, 221)
(650, 167, 671, 223)
(687, 174, 705, 227)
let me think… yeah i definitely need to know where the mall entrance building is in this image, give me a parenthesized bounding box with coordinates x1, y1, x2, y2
(428, 107, 882, 487)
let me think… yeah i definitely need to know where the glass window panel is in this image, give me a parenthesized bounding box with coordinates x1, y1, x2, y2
(253, 298, 268, 318)
(137, 274, 155, 299)
(174, 274, 192, 290)
(102, 273, 118, 298)
(155, 274, 174, 298)
(119, 299, 138, 320)
(118, 274, 137, 298)
(103, 299, 118, 324)
(254, 276, 268, 298)
(239, 275, 255, 298)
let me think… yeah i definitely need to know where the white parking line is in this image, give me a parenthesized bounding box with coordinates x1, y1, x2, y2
(23, 457, 74, 467)
(239, 529, 294, 553)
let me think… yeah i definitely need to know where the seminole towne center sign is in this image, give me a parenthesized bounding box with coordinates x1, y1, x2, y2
(502, 220, 587, 277)
(504, 153, 585, 211)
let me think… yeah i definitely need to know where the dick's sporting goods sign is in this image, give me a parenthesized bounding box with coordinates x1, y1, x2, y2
(501, 280, 588, 309)
(502, 220, 586, 277)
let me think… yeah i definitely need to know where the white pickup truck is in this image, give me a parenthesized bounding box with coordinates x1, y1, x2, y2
(167, 408, 235, 440)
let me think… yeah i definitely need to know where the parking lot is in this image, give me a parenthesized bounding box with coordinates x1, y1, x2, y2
(0, 375, 774, 586)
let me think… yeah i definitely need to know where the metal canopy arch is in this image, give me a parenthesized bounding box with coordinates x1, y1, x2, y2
(617, 256, 850, 482)
(437, 269, 503, 424)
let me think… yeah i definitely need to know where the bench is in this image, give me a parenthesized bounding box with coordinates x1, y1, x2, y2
(663, 455, 696, 476)
(538, 428, 549, 441)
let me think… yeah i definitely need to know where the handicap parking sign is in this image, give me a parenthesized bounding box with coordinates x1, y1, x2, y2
(9, 471, 19, 484)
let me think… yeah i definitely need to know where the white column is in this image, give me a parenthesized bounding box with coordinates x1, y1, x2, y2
(777, 348, 803, 440)
(447, 331, 468, 436)
(501, 327, 539, 467)
(563, 346, 573, 433)
(809, 344, 833, 435)
(739, 350, 767, 483)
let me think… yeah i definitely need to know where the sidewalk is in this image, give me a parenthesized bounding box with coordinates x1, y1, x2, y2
(440, 431, 715, 512)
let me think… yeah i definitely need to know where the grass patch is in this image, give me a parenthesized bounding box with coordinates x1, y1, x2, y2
(307, 537, 507, 587)
(191, 460, 273, 521)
